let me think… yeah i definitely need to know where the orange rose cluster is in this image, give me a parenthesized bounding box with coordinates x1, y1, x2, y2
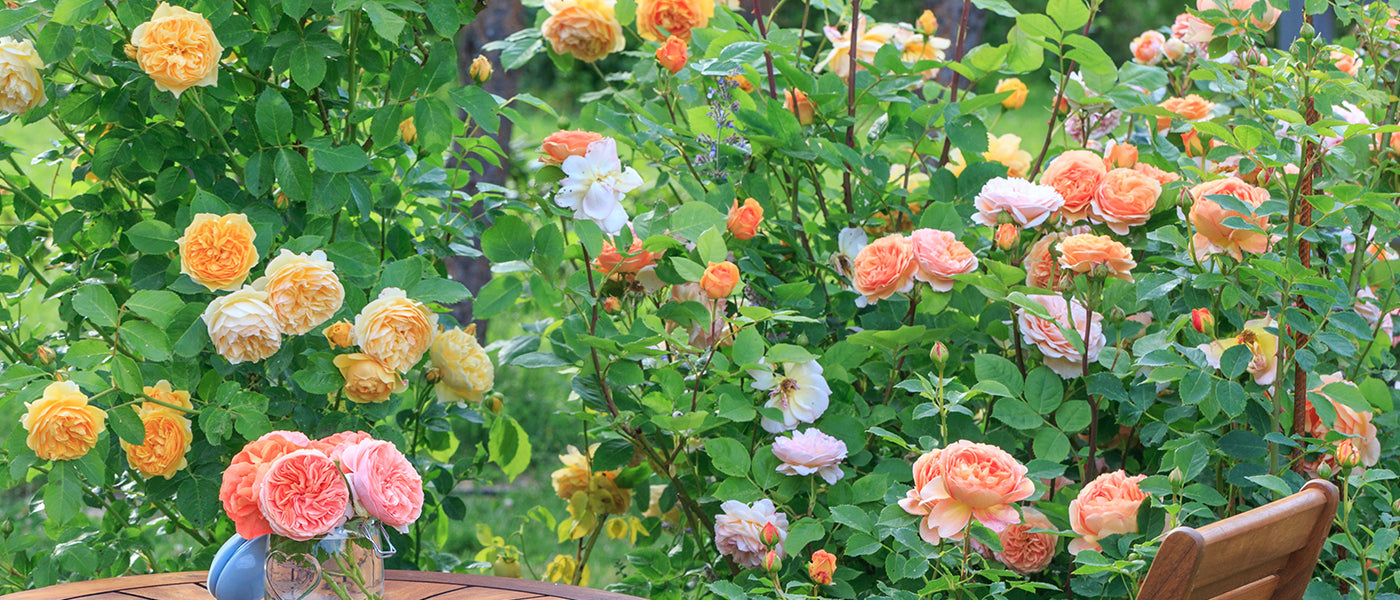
(850, 228, 978, 305)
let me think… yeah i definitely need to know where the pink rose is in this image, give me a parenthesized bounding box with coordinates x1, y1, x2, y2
(993, 507, 1058, 575)
(772, 429, 848, 484)
(715, 499, 789, 569)
(219, 431, 310, 539)
(909, 229, 979, 292)
(256, 449, 351, 541)
(1018, 294, 1105, 379)
(973, 177, 1065, 229)
(898, 441, 1035, 544)
(339, 439, 424, 532)
(1068, 470, 1148, 554)
(311, 430, 374, 463)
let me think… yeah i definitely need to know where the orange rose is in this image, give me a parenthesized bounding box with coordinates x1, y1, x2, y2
(852, 234, 916, 306)
(909, 228, 978, 292)
(993, 507, 1058, 575)
(995, 223, 1019, 250)
(131, 3, 222, 97)
(1131, 31, 1165, 65)
(1025, 231, 1072, 292)
(1090, 168, 1161, 235)
(727, 198, 764, 241)
(1057, 234, 1136, 281)
(594, 236, 661, 275)
(122, 406, 193, 479)
(808, 550, 837, 585)
(1104, 142, 1138, 169)
(1331, 50, 1361, 76)
(995, 78, 1028, 110)
(656, 35, 688, 74)
(1157, 94, 1215, 130)
(334, 353, 407, 404)
(177, 213, 259, 292)
(1307, 374, 1380, 467)
(1188, 177, 1271, 261)
(727, 74, 755, 92)
(542, 0, 626, 63)
(142, 380, 194, 413)
(1040, 150, 1107, 223)
(21, 381, 107, 461)
(1069, 470, 1148, 554)
(1132, 162, 1181, 185)
(783, 89, 815, 125)
(700, 261, 740, 298)
(540, 130, 605, 165)
(636, 0, 714, 41)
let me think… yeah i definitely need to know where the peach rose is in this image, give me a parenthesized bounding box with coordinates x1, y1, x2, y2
(1197, 0, 1282, 30)
(323, 320, 354, 348)
(541, 0, 626, 63)
(1188, 177, 1271, 261)
(0, 37, 45, 116)
(993, 507, 1058, 575)
(636, 0, 714, 41)
(131, 3, 222, 97)
(1173, 13, 1214, 46)
(311, 430, 373, 463)
(540, 130, 605, 165)
(1040, 150, 1107, 223)
(1069, 470, 1149, 554)
(973, 178, 1065, 228)
(852, 234, 916, 305)
(909, 228, 978, 292)
(339, 439, 424, 531)
(398, 117, 416, 144)
(177, 213, 259, 292)
(142, 380, 194, 413)
(715, 499, 788, 569)
(1104, 141, 1138, 169)
(1024, 231, 1074, 292)
(431, 325, 495, 404)
(656, 35, 688, 74)
(220, 432, 309, 539)
(898, 441, 1035, 543)
(1132, 162, 1181, 185)
(21, 381, 107, 461)
(784, 89, 815, 125)
(352, 287, 438, 373)
(1131, 31, 1165, 65)
(1019, 294, 1105, 378)
(1331, 50, 1361, 76)
(1157, 95, 1216, 130)
(122, 406, 193, 479)
(1089, 168, 1160, 234)
(996, 78, 1028, 109)
(203, 287, 281, 364)
(727, 198, 764, 241)
(1057, 234, 1136, 281)
(334, 353, 407, 403)
(771, 429, 848, 484)
(254, 249, 344, 335)
(593, 236, 661, 275)
(257, 449, 351, 541)
(1307, 374, 1380, 467)
(808, 550, 837, 585)
(700, 261, 740, 298)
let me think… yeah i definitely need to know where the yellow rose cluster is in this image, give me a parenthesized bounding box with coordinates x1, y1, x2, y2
(329, 288, 435, 404)
(551, 444, 632, 540)
(121, 381, 195, 479)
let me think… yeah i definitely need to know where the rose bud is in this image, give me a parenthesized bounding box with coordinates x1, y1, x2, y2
(762, 549, 782, 572)
(808, 550, 836, 584)
(760, 522, 781, 548)
(1190, 308, 1214, 334)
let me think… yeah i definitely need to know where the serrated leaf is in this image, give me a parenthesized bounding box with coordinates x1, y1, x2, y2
(73, 285, 119, 329)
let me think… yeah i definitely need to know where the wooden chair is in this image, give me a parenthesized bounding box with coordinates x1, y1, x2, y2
(1136, 479, 1339, 600)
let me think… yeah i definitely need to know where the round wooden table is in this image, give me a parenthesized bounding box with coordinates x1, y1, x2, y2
(0, 570, 642, 600)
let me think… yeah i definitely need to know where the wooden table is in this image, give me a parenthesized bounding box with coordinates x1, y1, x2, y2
(0, 570, 643, 600)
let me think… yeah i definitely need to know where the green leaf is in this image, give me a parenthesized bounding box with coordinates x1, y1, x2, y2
(314, 144, 370, 173)
(473, 276, 522, 319)
(1047, 0, 1090, 31)
(590, 438, 635, 472)
(783, 519, 825, 554)
(52, 0, 102, 25)
(293, 367, 344, 395)
(177, 474, 222, 524)
(120, 321, 171, 362)
(993, 398, 1044, 430)
(451, 86, 502, 136)
(706, 438, 751, 477)
(289, 43, 327, 90)
(1218, 430, 1267, 460)
(73, 285, 119, 329)
(44, 469, 84, 525)
(109, 405, 147, 446)
(276, 148, 313, 203)
(669, 202, 726, 243)
(696, 227, 728, 265)
(829, 505, 873, 533)
(1023, 366, 1063, 413)
(256, 88, 293, 145)
(1220, 344, 1253, 379)
(125, 220, 179, 254)
(482, 215, 534, 263)
(408, 278, 472, 305)
(972, 0, 1020, 17)
(1056, 400, 1091, 432)
(325, 241, 379, 279)
(424, 0, 459, 34)
(378, 257, 424, 291)
(946, 114, 989, 155)
(363, 1, 406, 41)
(973, 354, 1023, 397)
(488, 416, 532, 481)
(1246, 474, 1294, 496)
(0, 6, 41, 37)
(124, 290, 183, 329)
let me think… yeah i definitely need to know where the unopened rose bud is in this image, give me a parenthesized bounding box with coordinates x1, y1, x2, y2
(424, 367, 442, 383)
(1317, 461, 1334, 479)
(995, 223, 1019, 250)
(1168, 467, 1185, 487)
(493, 555, 522, 578)
(34, 346, 55, 365)
(470, 55, 493, 84)
(0, 520, 11, 535)
(807, 549, 836, 585)
(762, 549, 782, 572)
(1299, 23, 1316, 40)
(929, 342, 949, 365)
(655, 36, 688, 75)
(124, 44, 138, 60)
(760, 522, 781, 548)
(1336, 441, 1362, 470)
(1163, 38, 1187, 61)
(275, 192, 289, 210)
(1190, 308, 1214, 334)
(399, 117, 417, 144)
(916, 10, 938, 36)
(783, 89, 815, 126)
(489, 396, 504, 413)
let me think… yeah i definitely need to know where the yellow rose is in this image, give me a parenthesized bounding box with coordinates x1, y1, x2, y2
(542, 0, 626, 63)
(142, 380, 193, 413)
(324, 320, 354, 349)
(431, 325, 495, 404)
(202, 287, 282, 364)
(996, 78, 1029, 110)
(551, 444, 621, 501)
(21, 381, 107, 461)
(122, 406, 193, 479)
(253, 249, 344, 335)
(131, 3, 222, 97)
(398, 117, 417, 144)
(469, 55, 493, 84)
(351, 288, 438, 373)
(545, 554, 589, 586)
(636, 0, 714, 42)
(0, 37, 46, 116)
(333, 353, 407, 403)
(177, 213, 259, 292)
(985, 133, 1033, 178)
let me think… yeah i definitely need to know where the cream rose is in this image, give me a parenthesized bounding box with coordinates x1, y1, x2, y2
(431, 325, 495, 404)
(351, 287, 438, 373)
(1019, 294, 1105, 379)
(715, 499, 788, 569)
(203, 287, 282, 364)
(131, 3, 223, 97)
(1069, 470, 1149, 554)
(0, 37, 45, 116)
(973, 177, 1065, 229)
(252, 249, 344, 335)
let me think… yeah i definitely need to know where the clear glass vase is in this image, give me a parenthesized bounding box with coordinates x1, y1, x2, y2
(264, 521, 392, 600)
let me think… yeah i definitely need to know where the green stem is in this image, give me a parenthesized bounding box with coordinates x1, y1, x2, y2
(571, 514, 608, 586)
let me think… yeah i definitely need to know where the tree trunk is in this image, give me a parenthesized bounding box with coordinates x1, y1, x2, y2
(926, 0, 987, 88)
(446, 0, 523, 337)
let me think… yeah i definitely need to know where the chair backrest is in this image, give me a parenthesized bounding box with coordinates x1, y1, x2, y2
(1136, 479, 1339, 600)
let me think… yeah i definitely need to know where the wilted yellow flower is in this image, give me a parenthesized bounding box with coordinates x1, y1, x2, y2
(544, 554, 589, 585)
(351, 287, 438, 373)
(469, 55, 493, 84)
(430, 324, 495, 404)
(399, 117, 417, 144)
(605, 516, 649, 544)
(122, 406, 193, 479)
(0, 37, 46, 116)
(130, 3, 222, 97)
(202, 287, 281, 364)
(253, 249, 344, 335)
(333, 353, 407, 403)
(22, 381, 107, 461)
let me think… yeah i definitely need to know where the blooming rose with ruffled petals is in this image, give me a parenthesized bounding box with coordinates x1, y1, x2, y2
(131, 3, 222, 97)
(1197, 318, 1279, 386)
(1133, 162, 1181, 186)
(1197, 0, 1282, 30)
(334, 353, 406, 403)
(1041, 151, 1107, 223)
(540, 130, 605, 165)
(1019, 294, 1105, 379)
(123, 405, 193, 479)
(899, 441, 1035, 543)
(715, 499, 789, 569)
(1306, 373, 1380, 467)
(808, 550, 837, 584)
(636, 0, 714, 41)
(593, 235, 661, 275)
(220, 432, 309, 539)
(555, 137, 643, 235)
(1189, 177, 1271, 261)
(852, 234, 915, 305)
(203, 287, 281, 364)
(0, 37, 45, 115)
(339, 439, 424, 532)
(1069, 470, 1149, 554)
(1157, 94, 1216, 130)
(771, 429, 847, 484)
(973, 177, 1065, 228)
(178, 213, 259, 292)
(727, 198, 764, 241)
(142, 380, 194, 413)
(257, 449, 351, 541)
(311, 431, 374, 463)
(1131, 31, 1166, 65)
(352, 287, 437, 373)
(22, 381, 106, 461)
(994, 507, 1058, 575)
(1091, 168, 1161, 234)
(254, 249, 344, 335)
(909, 229, 978, 292)
(431, 325, 495, 404)
(898, 449, 944, 530)
(750, 359, 831, 433)
(1057, 234, 1137, 282)
(542, 0, 626, 63)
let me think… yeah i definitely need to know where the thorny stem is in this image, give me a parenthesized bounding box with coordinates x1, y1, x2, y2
(751, 0, 779, 100)
(840, 0, 861, 215)
(1029, 5, 1098, 179)
(881, 294, 921, 403)
(936, 0, 975, 168)
(571, 514, 609, 586)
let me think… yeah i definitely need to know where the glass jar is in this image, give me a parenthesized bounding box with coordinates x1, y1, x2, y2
(264, 521, 392, 600)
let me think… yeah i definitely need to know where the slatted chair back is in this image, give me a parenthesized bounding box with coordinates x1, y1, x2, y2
(1136, 479, 1339, 600)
